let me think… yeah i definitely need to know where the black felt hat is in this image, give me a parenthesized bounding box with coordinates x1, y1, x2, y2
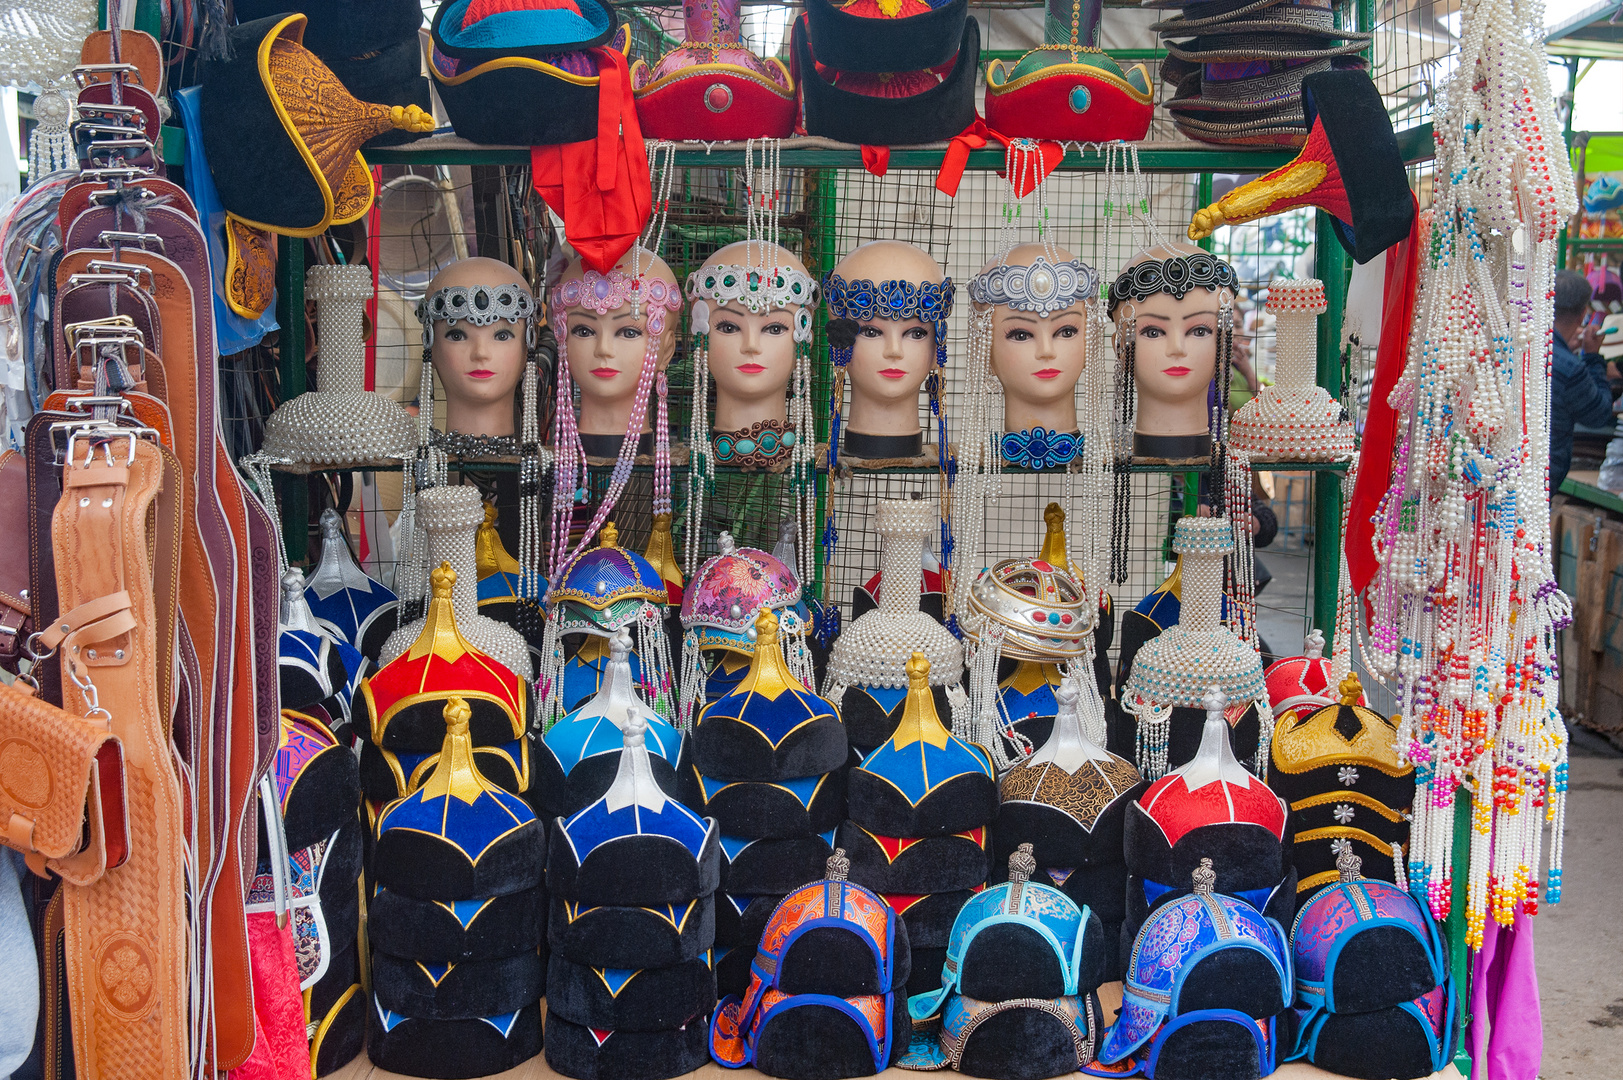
(544, 1013, 712, 1080)
(319, 37, 436, 150)
(367, 999, 544, 1078)
(360, 734, 533, 804)
(839, 683, 954, 756)
(280, 632, 347, 713)
(933, 993, 1107, 1080)
(692, 632, 850, 779)
(275, 711, 363, 851)
(546, 813, 721, 907)
(372, 948, 545, 1020)
(802, 0, 967, 72)
(548, 894, 716, 969)
(1295, 983, 1455, 1080)
(847, 761, 997, 840)
(720, 831, 840, 896)
(308, 943, 365, 1077)
(838, 821, 991, 895)
(1137, 1010, 1280, 1080)
(776, 911, 912, 999)
(534, 713, 696, 820)
(888, 890, 972, 951)
(689, 766, 849, 839)
(430, 0, 617, 64)
(988, 860, 1129, 925)
(794, 14, 981, 148)
(715, 890, 782, 949)
(745, 993, 913, 1079)
(368, 885, 545, 962)
(234, 0, 424, 57)
(546, 954, 716, 1032)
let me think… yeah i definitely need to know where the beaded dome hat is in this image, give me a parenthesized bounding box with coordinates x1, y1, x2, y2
(983, 0, 1153, 141)
(1096, 858, 1291, 1066)
(1228, 278, 1355, 461)
(361, 563, 528, 753)
(679, 533, 814, 728)
(261, 264, 417, 466)
(630, 0, 796, 138)
(1123, 689, 1289, 896)
(536, 629, 691, 818)
(1121, 516, 1269, 779)
(372, 697, 545, 900)
(305, 508, 401, 662)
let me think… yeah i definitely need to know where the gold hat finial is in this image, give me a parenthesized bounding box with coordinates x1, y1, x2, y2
(601, 522, 620, 548)
(420, 696, 489, 805)
(1337, 673, 1363, 706)
(754, 608, 781, 648)
(905, 651, 932, 687)
(721, 606, 803, 705)
(410, 563, 473, 664)
(891, 652, 951, 752)
(442, 696, 472, 735)
(430, 562, 457, 597)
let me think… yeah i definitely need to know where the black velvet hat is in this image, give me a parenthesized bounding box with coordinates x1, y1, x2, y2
(316, 817, 366, 948)
(720, 831, 840, 896)
(319, 37, 436, 150)
(838, 821, 991, 895)
(839, 682, 954, 756)
(794, 15, 981, 147)
(368, 998, 544, 1078)
(274, 710, 362, 852)
(716, 892, 783, 995)
(368, 885, 546, 962)
(907, 946, 949, 998)
(546, 954, 716, 1032)
(280, 629, 346, 713)
(1292, 829, 1403, 897)
(372, 948, 545, 1019)
(693, 609, 849, 782)
(545, 1013, 712, 1080)
(802, 0, 968, 72)
(690, 766, 849, 839)
(360, 733, 533, 804)
(307, 944, 365, 1077)
(548, 893, 716, 968)
(1269, 674, 1416, 814)
(902, 992, 1105, 1080)
(713, 991, 913, 1078)
(233, 0, 424, 57)
(986, 859, 1129, 926)
(372, 698, 544, 901)
(1292, 980, 1454, 1080)
(548, 711, 720, 902)
(1123, 1009, 1280, 1080)
(893, 888, 967, 995)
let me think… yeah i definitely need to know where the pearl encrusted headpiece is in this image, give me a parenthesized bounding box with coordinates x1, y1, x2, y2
(687, 264, 818, 341)
(969, 256, 1098, 317)
(1228, 277, 1354, 462)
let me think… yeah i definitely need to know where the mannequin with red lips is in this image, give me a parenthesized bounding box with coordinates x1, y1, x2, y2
(1122, 242, 1230, 460)
(425, 257, 532, 437)
(987, 243, 1090, 437)
(558, 248, 681, 456)
(836, 240, 946, 458)
(701, 242, 810, 434)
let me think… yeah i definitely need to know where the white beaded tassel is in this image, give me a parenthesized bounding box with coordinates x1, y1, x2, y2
(379, 484, 534, 679)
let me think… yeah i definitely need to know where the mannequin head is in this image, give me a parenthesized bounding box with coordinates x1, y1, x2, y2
(829, 240, 949, 444)
(1111, 242, 1236, 442)
(979, 243, 1093, 434)
(423, 257, 534, 437)
(692, 241, 814, 432)
(557, 246, 681, 436)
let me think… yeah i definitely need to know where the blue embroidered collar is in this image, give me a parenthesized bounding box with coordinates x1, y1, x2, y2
(1001, 427, 1081, 470)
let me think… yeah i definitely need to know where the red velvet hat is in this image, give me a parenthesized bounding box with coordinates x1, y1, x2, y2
(631, 0, 796, 139)
(984, 0, 1153, 142)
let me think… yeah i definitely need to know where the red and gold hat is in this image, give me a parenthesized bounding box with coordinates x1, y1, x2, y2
(984, 0, 1153, 142)
(630, 0, 796, 140)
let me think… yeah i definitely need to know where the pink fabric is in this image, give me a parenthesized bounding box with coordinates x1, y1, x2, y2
(1467, 907, 1543, 1080)
(228, 910, 314, 1080)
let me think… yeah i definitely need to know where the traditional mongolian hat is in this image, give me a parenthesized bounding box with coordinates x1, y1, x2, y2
(305, 508, 401, 663)
(984, 0, 1152, 142)
(631, 0, 796, 139)
(803, 0, 969, 73)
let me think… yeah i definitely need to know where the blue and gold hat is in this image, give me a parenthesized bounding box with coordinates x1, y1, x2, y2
(306, 508, 401, 663)
(548, 522, 669, 633)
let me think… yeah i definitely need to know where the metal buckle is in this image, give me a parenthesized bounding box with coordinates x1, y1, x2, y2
(72, 63, 144, 88)
(96, 230, 165, 252)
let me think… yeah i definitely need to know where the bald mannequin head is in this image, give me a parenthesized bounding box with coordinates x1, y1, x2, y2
(980, 243, 1093, 435)
(423, 256, 535, 438)
(559, 246, 682, 436)
(831, 240, 947, 445)
(697, 242, 813, 432)
(1118, 242, 1233, 443)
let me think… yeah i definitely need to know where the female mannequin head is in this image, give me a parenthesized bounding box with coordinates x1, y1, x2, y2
(557, 246, 681, 436)
(827, 240, 951, 454)
(979, 243, 1094, 436)
(422, 257, 534, 437)
(690, 241, 815, 433)
(1108, 241, 1238, 458)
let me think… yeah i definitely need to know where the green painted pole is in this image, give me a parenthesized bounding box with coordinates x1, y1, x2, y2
(810, 169, 839, 604)
(275, 236, 308, 564)
(1312, 212, 1348, 641)
(1449, 794, 1474, 1076)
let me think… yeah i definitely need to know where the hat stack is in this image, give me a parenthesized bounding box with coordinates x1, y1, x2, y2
(841, 653, 997, 996)
(709, 850, 913, 1077)
(1150, 0, 1371, 147)
(900, 846, 1111, 1079)
(544, 718, 721, 1079)
(1287, 850, 1452, 1079)
(258, 709, 367, 1076)
(1122, 689, 1295, 970)
(233, 0, 430, 147)
(1269, 673, 1414, 898)
(992, 680, 1143, 982)
(367, 697, 547, 1077)
(693, 609, 851, 997)
(279, 568, 351, 721)
(1092, 857, 1293, 1080)
(305, 507, 401, 668)
(358, 564, 536, 816)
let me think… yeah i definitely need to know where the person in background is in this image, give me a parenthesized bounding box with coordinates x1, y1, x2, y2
(1550, 269, 1614, 494)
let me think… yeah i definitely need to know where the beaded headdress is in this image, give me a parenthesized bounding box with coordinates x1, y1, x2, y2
(398, 270, 548, 626)
(1228, 277, 1354, 461)
(683, 147, 820, 597)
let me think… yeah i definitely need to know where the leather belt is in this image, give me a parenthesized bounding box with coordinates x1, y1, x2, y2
(0, 451, 32, 676)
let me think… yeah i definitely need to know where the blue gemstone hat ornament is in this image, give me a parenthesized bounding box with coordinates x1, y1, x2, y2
(305, 506, 402, 663)
(1122, 516, 1268, 780)
(1095, 856, 1291, 1066)
(538, 521, 677, 729)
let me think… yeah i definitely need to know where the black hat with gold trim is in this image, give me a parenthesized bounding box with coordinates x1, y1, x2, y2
(233, 0, 425, 58)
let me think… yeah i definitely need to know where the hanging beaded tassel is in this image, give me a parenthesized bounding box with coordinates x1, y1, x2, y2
(1364, 0, 1574, 941)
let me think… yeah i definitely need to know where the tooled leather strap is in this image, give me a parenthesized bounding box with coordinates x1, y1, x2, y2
(55, 436, 188, 1080)
(0, 451, 31, 675)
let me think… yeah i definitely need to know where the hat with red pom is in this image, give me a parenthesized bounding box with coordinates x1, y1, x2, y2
(984, 0, 1153, 142)
(630, 0, 796, 140)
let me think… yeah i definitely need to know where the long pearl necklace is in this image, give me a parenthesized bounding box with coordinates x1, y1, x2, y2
(1364, 0, 1573, 942)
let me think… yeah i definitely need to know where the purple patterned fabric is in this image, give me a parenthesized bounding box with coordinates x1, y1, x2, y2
(682, 546, 801, 633)
(1290, 880, 1432, 987)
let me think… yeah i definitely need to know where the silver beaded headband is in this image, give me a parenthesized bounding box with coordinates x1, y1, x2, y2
(417, 283, 538, 347)
(687, 264, 819, 342)
(969, 256, 1099, 317)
